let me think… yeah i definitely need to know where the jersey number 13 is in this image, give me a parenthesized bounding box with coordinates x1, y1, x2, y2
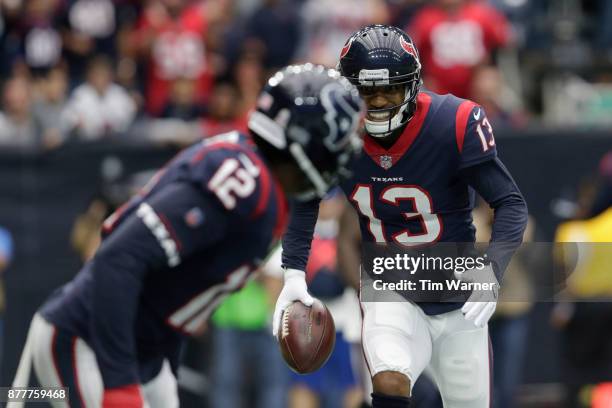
(350, 185, 442, 245)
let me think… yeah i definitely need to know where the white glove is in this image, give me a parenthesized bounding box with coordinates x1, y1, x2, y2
(272, 268, 314, 338)
(454, 264, 499, 328)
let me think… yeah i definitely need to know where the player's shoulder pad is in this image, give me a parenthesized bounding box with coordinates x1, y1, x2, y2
(189, 131, 273, 219)
(452, 97, 483, 154)
(450, 97, 497, 168)
(419, 92, 476, 150)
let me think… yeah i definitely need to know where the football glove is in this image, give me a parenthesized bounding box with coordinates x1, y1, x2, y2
(272, 268, 314, 338)
(102, 384, 143, 408)
(454, 264, 499, 328)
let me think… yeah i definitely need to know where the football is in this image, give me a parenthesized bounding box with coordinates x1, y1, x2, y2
(278, 299, 335, 374)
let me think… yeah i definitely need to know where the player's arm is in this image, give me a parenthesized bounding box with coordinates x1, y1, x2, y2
(337, 201, 361, 290)
(455, 103, 527, 328)
(460, 158, 528, 280)
(281, 198, 321, 270)
(272, 198, 321, 337)
(457, 102, 528, 280)
(90, 183, 228, 403)
(455, 162, 527, 328)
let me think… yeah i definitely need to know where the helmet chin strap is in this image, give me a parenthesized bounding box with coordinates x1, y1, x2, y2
(364, 88, 414, 138)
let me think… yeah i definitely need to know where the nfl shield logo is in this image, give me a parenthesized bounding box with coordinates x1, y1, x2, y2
(184, 207, 205, 228)
(380, 155, 393, 169)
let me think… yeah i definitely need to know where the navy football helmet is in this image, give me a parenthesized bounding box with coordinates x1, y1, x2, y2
(338, 24, 422, 137)
(248, 64, 364, 200)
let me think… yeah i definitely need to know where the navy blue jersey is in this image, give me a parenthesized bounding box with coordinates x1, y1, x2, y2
(282, 91, 527, 315)
(345, 92, 494, 245)
(40, 131, 288, 388)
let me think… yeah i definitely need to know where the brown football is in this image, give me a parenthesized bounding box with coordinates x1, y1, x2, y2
(279, 299, 335, 374)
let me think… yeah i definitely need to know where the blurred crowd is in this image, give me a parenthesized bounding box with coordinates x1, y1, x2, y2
(1, 0, 612, 151)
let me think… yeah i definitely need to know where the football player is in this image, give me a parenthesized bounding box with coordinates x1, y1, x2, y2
(273, 25, 528, 408)
(9, 64, 364, 408)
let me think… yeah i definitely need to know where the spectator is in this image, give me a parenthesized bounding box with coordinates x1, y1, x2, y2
(243, 0, 302, 71)
(469, 65, 527, 129)
(150, 80, 247, 147)
(0, 76, 39, 148)
(160, 77, 205, 121)
(132, 0, 213, 116)
(32, 66, 70, 148)
(232, 53, 265, 119)
(203, 18, 233, 80)
(59, 0, 120, 82)
(63, 55, 136, 140)
(298, 0, 389, 67)
(386, 0, 426, 29)
(487, 0, 553, 51)
(200, 81, 248, 138)
(2, 0, 64, 76)
(408, 0, 512, 98)
(113, 0, 145, 104)
(0, 227, 14, 371)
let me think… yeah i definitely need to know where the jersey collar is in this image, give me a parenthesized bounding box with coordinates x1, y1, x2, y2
(363, 92, 432, 169)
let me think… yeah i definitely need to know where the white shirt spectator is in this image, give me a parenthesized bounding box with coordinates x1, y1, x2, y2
(63, 81, 136, 140)
(0, 112, 38, 147)
(297, 0, 389, 67)
(0, 77, 39, 148)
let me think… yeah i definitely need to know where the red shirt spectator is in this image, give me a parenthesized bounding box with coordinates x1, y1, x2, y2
(134, 1, 213, 116)
(408, 0, 511, 98)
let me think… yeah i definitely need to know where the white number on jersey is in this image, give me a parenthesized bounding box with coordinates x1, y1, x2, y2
(350, 185, 442, 246)
(476, 116, 495, 152)
(208, 154, 260, 210)
(167, 265, 251, 334)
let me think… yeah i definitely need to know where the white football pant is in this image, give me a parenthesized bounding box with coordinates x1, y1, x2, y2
(361, 296, 492, 408)
(9, 313, 179, 408)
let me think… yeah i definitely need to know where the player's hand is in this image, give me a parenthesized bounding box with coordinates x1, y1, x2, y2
(102, 384, 144, 408)
(272, 268, 314, 338)
(454, 264, 499, 328)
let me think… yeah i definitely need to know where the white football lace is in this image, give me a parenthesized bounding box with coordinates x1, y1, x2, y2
(281, 305, 293, 338)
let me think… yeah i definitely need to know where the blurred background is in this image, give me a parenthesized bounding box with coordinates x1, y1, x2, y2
(0, 0, 612, 407)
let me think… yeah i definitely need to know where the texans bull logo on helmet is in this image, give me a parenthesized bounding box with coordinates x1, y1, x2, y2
(399, 36, 418, 60)
(340, 37, 354, 59)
